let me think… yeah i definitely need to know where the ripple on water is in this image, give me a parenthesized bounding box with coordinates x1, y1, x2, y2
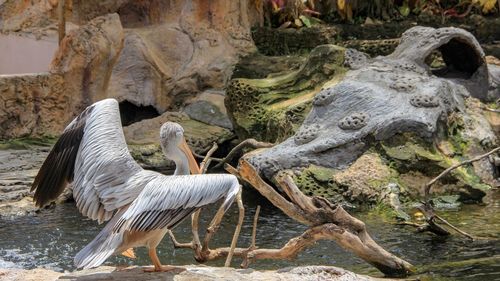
(0, 193, 499, 280)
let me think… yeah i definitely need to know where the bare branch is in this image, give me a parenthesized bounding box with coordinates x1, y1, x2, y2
(200, 142, 219, 173)
(251, 205, 261, 249)
(226, 161, 312, 225)
(225, 187, 245, 267)
(213, 139, 273, 169)
(424, 146, 500, 200)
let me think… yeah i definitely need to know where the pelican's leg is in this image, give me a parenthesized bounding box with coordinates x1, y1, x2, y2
(143, 247, 186, 273)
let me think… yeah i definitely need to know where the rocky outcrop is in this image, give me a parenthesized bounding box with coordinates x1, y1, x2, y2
(50, 13, 124, 113)
(244, 26, 499, 206)
(0, 265, 381, 281)
(226, 44, 350, 143)
(0, 13, 124, 139)
(0, 73, 65, 138)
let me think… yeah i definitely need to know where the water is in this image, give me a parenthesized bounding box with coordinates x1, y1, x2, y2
(0, 189, 499, 280)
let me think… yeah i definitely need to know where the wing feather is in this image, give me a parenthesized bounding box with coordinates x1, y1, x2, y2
(31, 99, 151, 223)
(113, 174, 239, 233)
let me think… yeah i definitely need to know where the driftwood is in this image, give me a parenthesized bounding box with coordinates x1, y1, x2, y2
(167, 142, 245, 266)
(224, 160, 414, 277)
(212, 139, 274, 169)
(170, 144, 414, 277)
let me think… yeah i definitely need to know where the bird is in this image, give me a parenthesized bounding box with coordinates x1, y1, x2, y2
(30, 98, 240, 272)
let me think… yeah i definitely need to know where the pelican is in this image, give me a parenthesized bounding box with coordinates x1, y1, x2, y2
(30, 98, 239, 271)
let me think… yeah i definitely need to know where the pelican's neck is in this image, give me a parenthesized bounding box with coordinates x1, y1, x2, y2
(170, 146, 189, 175)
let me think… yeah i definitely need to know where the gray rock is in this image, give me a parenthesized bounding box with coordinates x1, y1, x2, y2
(184, 100, 233, 129)
(249, 26, 499, 191)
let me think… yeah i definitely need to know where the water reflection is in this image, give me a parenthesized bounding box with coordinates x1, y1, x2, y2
(0, 189, 499, 280)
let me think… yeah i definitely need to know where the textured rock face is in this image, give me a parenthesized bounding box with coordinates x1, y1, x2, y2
(101, 0, 256, 114)
(0, 265, 379, 281)
(248, 26, 499, 203)
(0, 14, 124, 139)
(51, 13, 124, 113)
(0, 73, 65, 138)
(226, 45, 348, 142)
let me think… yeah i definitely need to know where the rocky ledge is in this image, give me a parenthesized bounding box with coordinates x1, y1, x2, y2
(0, 265, 384, 281)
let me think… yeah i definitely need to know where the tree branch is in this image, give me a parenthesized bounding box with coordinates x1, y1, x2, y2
(213, 139, 273, 169)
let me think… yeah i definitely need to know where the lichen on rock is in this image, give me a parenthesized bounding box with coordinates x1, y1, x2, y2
(226, 44, 348, 143)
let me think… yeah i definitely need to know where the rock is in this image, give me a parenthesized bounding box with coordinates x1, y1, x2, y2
(226, 44, 348, 142)
(0, 14, 124, 139)
(123, 112, 234, 171)
(247, 26, 498, 204)
(332, 153, 394, 204)
(340, 39, 400, 57)
(102, 0, 257, 114)
(50, 13, 124, 112)
(252, 25, 339, 56)
(0, 265, 382, 281)
(184, 100, 232, 130)
(0, 73, 66, 138)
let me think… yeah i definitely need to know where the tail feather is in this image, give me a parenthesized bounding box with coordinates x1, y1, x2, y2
(74, 208, 125, 269)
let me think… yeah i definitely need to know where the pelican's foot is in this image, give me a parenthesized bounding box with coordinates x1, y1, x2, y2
(143, 265, 186, 273)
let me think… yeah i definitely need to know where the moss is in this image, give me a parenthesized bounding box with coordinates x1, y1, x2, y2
(226, 44, 348, 142)
(0, 136, 57, 150)
(292, 165, 342, 201)
(380, 133, 447, 176)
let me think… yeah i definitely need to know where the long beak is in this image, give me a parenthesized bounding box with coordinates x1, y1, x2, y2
(179, 138, 201, 175)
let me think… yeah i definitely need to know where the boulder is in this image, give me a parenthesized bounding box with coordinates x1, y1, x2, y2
(102, 0, 257, 114)
(245, 26, 499, 205)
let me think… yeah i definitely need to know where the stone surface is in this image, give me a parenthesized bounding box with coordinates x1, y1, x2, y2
(248, 26, 499, 203)
(226, 44, 348, 142)
(0, 73, 66, 138)
(0, 265, 381, 281)
(50, 13, 124, 113)
(0, 14, 124, 139)
(104, 0, 257, 114)
(252, 25, 338, 56)
(0, 147, 73, 217)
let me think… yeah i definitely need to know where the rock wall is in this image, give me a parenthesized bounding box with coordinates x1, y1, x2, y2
(104, 0, 256, 113)
(0, 73, 65, 138)
(0, 13, 124, 139)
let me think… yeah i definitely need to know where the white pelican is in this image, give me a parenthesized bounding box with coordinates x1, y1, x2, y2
(31, 98, 239, 271)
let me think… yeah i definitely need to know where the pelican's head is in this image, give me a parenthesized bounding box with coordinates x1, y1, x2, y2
(160, 122, 201, 175)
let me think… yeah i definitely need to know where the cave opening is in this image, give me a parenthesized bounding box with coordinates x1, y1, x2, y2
(425, 38, 483, 79)
(119, 100, 160, 126)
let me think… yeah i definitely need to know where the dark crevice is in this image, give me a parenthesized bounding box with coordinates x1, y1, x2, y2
(119, 100, 160, 126)
(426, 38, 483, 79)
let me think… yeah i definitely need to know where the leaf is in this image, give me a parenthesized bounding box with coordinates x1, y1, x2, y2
(399, 4, 411, 17)
(299, 15, 312, 27)
(480, 0, 497, 13)
(294, 18, 303, 27)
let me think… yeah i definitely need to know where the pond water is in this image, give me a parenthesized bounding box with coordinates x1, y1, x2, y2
(0, 189, 499, 280)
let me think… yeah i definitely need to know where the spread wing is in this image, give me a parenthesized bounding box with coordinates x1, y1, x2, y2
(31, 98, 149, 223)
(113, 174, 240, 233)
